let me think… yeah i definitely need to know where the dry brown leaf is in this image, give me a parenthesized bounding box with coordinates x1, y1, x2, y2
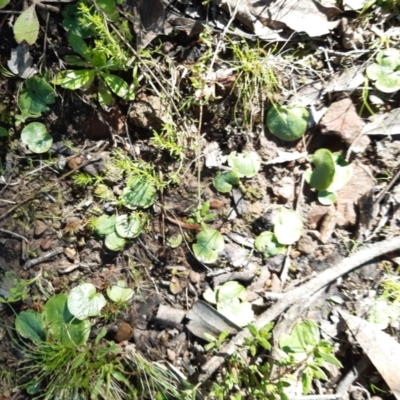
(340, 309, 400, 400)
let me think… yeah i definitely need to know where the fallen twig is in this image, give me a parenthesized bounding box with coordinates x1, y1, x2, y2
(198, 236, 400, 382)
(23, 247, 63, 270)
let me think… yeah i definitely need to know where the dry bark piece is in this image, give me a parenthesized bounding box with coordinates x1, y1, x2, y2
(34, 220, 48, 236)
(156, 304, 186, 327)
(320, 98, 370, 153)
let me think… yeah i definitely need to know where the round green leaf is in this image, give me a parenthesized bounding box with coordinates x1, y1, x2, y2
(193, 228, 224, 264)
(15, 310, 45, 343)
(107, 280, 134, 303)
(94, 214, 116, 235)
(317, 190, 337, 205)
(21, 122, 53, 153)
(104, 231, 126, 251)
(218, 299, 254, 327)
(213, 170, 240, 193)
(44, 294, 90, 346)
(376, 48, 400, 69)
(68, 283, 106, 320)
(54, 69, 95, 90)
(307, 148, 335, 191)
(120, 177, 156, 209)
(274, 209, 303, 245)
(255, 231, 286, 257)
(266, 105, 309, 141)
(115, 214, 142, 238)
(227, 152, 261, 178)
(14, 5, 39, 45)
(374, 71, 400, 93)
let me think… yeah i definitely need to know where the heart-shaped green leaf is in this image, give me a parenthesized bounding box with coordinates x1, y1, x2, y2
(193, 228, 224, 264)
(44, 294, 90, 346)
(21, 122, 53, 154)
(107, 280, 134, 303)
(115, 214, 142, 238)
(94, 214, 116, 235)
(274, 209, 303, 245)
(266, 105, 309, 141)
(120, 177, 156, 209)
(104, 231, 126, 251)
(227, 152, 261, 178)
(255, 231, 286, 257)
(213, 170, 240, 193)
(307, 148, 335, 191)
(68, 283, 106, 320)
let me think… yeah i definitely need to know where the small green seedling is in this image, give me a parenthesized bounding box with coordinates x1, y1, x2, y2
(279, 320, 342, 394)
(107, 280, 134, 304)
(246, 322, 274, 356)
(120, 176, 157, 209)
(305, 149, 352, 205)
(213, 151, 261, 193)
(203, 281, 254, 327)
(266, 105, 309, 141)
(0, 271, 37, 303)
(17, 76, 56, 124)
(366, 49, 400, 93)
(54, 33, 134, 107)
(93, 212, 143, 251)
(255, 231, 286, 258)
(368, 276, 400, 329)
(20, 122, 53, 153)
(193, 228, 225, 264)
(68, 283, 106, 320)
(187, 201, 216, 226)
(204, 330, 230, 351)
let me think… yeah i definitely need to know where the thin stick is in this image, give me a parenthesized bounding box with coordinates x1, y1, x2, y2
(198, 235, 400, 382)
(0, 228, 29, 243)
(23, 247, 63, 270)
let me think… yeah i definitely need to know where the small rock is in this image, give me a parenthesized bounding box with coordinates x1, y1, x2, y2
(273, 176, 295, 203)
(128, 94, 167, 131)
(34, 220, 48, 236)
(114, 321, 133, 343)
(189, 270, 200, 284)
(209, 199, 225, 209)
(297, 235, 316, 255)
(63, 247, 77, 261)
(66, 156, 82, 170)
(270, 273, 282, 293)
(166, 349, 176, 362)
(308, 203, 333, 229)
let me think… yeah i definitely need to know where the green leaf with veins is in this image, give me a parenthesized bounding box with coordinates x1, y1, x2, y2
(54, 69, 95, 90)
(98, 78, 115, 107)
(68, 283, 106, 320)
(14, 5, 39, 45)
(21, 122, 53, 154)
(15, 310, 46, 343)
(105, 232, 126, 251)
(193, 228, 224, 264)
(101, 73, 135, 100)
(213, 170, 240, 193)
(115, 214, 142, 238)
(227, 151, 261, 178)
(120, 177, 156, 209)
(94, 214, 116, 235)
(25, 77, 55, 105)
